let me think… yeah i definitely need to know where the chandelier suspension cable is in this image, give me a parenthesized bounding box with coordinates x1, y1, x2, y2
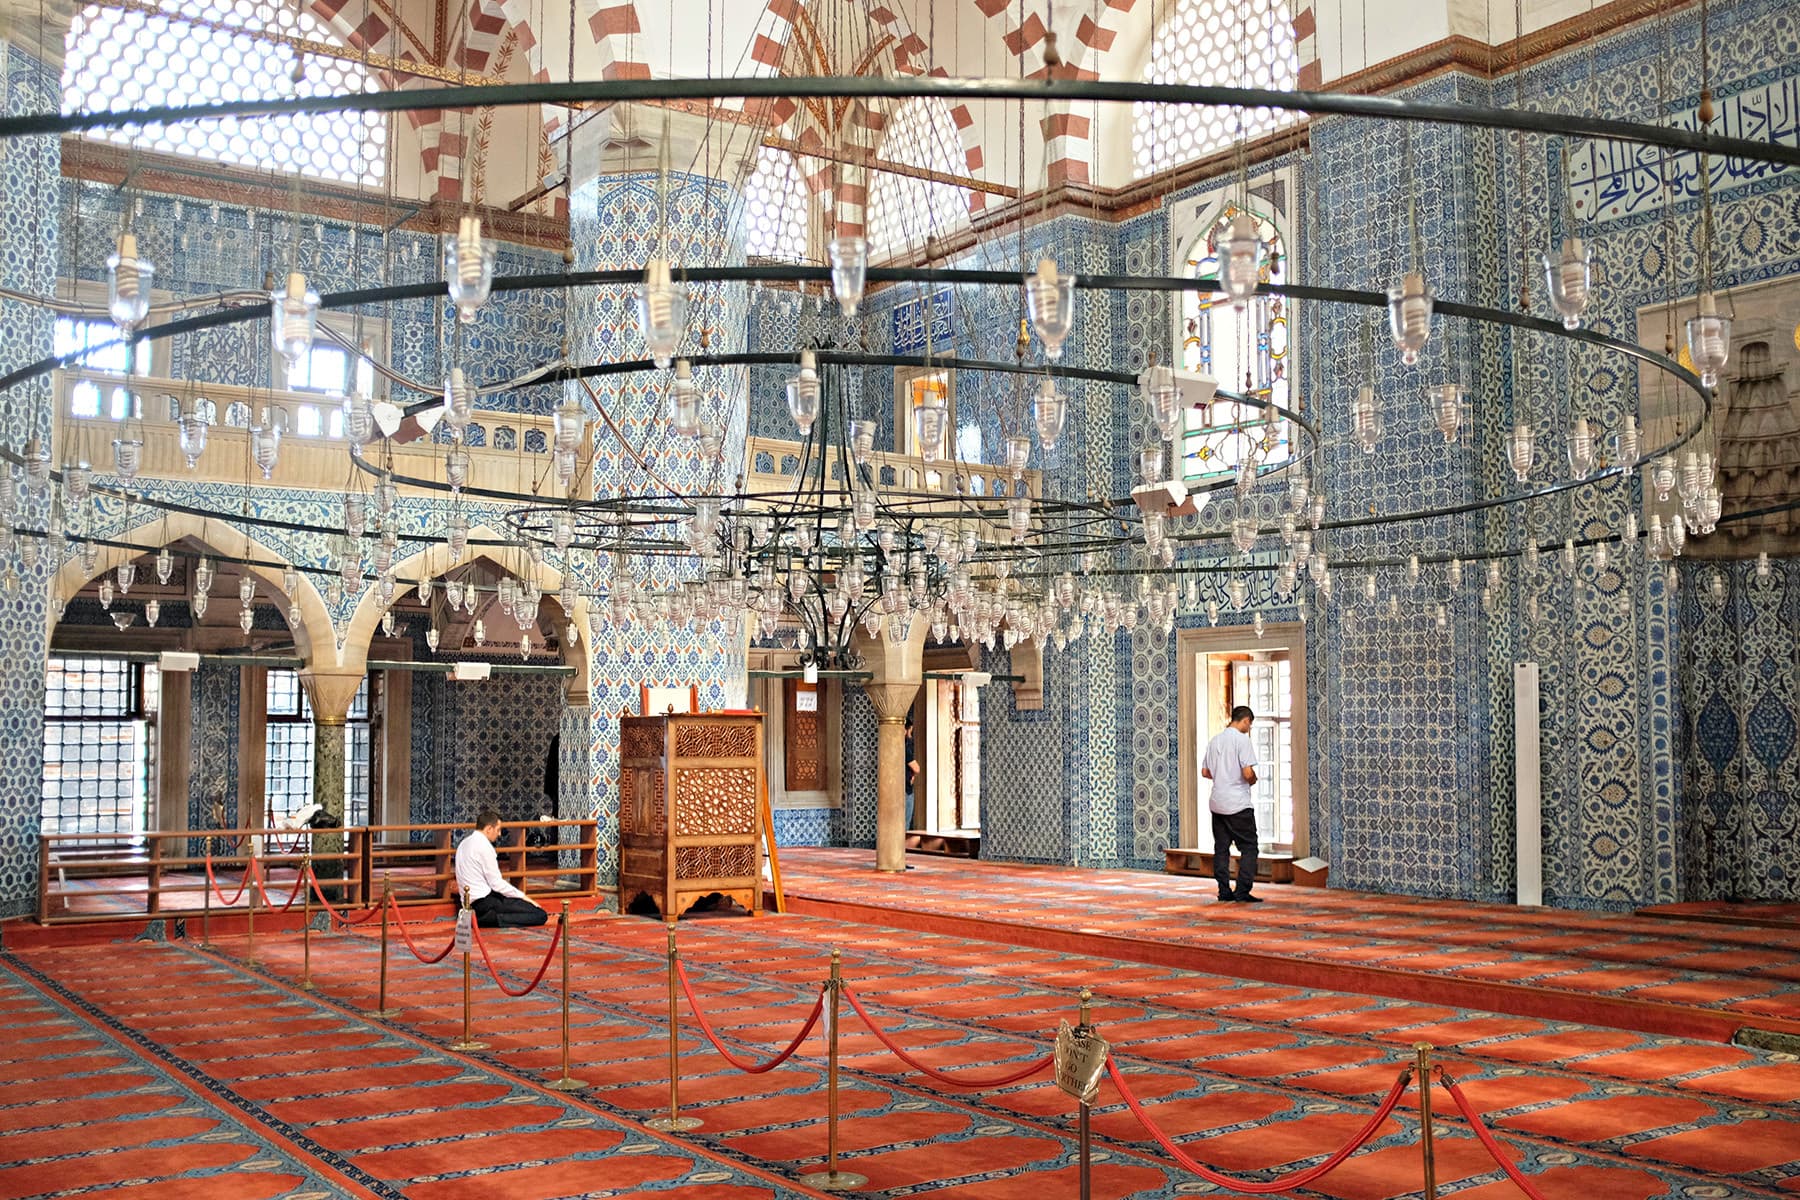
(16, 59, 1780, 660)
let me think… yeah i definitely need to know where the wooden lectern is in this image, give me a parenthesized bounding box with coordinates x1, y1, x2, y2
(617, 712, 764, 919)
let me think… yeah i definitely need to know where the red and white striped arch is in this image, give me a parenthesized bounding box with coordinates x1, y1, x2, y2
(979, 0, 1319, 188)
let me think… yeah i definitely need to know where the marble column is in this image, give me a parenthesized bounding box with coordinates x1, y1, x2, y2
(299, 668, 365, 893)
(866, 683, 917, 873)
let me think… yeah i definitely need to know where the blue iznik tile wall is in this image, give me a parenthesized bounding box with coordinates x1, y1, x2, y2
(0, 44, 60, 918)
(59, 182, 569, 404)
(1305, 79, 1502, 901)
(1678, 557, 1800, 901)
(828, 0, 1800, 908)
(402, 669, 563, 827)
(1479, 0, 1799, 905)
(567, 170, 749, 885)
(188, 662, 242, 838)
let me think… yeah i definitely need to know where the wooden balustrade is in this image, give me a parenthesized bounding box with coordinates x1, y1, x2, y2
(52, 368, 590, 499)
(36, 819, 600, 924)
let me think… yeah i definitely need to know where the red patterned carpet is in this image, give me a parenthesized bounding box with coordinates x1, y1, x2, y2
(772, 849, 1800, 1042)
(4, 879, 1798, 1199)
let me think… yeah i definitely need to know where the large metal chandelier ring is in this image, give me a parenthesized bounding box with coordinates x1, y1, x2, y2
(3, 76, 1797, 171)
(3, 268, 1711, 577)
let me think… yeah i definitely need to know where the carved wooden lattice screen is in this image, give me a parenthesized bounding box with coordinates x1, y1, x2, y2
(617, 713, 764, 920)
(784, 679, 823, 792)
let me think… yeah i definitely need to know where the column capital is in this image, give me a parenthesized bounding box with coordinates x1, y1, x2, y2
(864, 682, 919, 722)
(0, 0, 76, 76)
(298, 666, 366, 724)
(566, 104, 760, 195)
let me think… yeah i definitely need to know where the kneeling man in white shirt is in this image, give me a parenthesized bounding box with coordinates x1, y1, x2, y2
(454, 809, 548, 927)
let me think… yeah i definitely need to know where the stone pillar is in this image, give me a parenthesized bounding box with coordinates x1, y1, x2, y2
(856, 615, 927, 874)
(299, 668, 365, 889)
(566, 111, 753, 872)
(867, 685, 917, 872)
(312, 720, 347, 817)
(0, 39, 62, 918)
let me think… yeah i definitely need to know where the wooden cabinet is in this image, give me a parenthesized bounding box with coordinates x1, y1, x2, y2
(617, 713, 764, 919)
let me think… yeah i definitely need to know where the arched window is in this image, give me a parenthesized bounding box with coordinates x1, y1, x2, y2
(865, 98, 971, 261)
(1179, 203, 1292, 482)
(64, 0, 387, 187)
(1132, 0, 1299, 178)
(743, 145, 811, 262)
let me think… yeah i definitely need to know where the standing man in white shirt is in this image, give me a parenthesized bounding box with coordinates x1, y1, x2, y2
(1201, 706, 1263, 903)
(454, 809, 548, 927)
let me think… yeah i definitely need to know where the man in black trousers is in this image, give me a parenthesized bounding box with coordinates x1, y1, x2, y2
(1201, 706, 1263, 903)
(453, 809, 548, 926)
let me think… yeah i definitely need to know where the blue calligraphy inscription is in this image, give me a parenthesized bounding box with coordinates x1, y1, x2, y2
(1569, 76, 1800, 222)
(891, 286, 956, 356)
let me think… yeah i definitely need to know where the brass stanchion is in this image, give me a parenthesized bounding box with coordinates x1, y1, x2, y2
(646, 921, 702, 1132)
(243, 855, 259, 968)
(1055, 985, 1109, 1196)
(370, 875, 400, 1018)
(547, 901, 586, 1091)
(1415, 1042, 1438, 1200)
(1078, 987, 1093, 1200)
(450, 886, 488, 1051)
(198, 857, 216, 951)
(299, 854, 316, 991)
(800, 948, 866, 1191)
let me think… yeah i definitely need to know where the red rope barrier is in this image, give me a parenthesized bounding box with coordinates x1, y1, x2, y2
(469, 917, 563, 997)
(1441, 1074, 1555, 1200)
(303, 865, 384, 927)
(675, 959, 824, 1074)
(204, 855, 253, 907)
(249, 859, 304, 913)
(1105, 1056, 1411, 1193)
(387, 894, 457, 964)
(841, 985, 1053, 1088)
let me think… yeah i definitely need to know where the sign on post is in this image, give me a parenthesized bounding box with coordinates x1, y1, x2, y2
(1054, 1020, 1109, 1105)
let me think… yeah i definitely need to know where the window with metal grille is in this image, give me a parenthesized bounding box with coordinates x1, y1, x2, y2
(344, 679, 372, 827)
(866, 98, 971, 261)
(264, 669, 371, 825)
(1230, 657, 1294, 846)
(62, 0, 387, 187)
(41, 657, 155, 841)
(1132, 0, 1299, 178)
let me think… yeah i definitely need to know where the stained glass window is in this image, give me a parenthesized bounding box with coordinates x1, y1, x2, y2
(1132, 0, 1299, 178)
(866, 98, 971, 261)
(1180, 204, 1293, 482)
(63, 0, 387, 187)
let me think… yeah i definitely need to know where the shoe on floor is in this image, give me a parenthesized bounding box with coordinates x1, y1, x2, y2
(1216, 893, 1236, 902)
(1234, 893, 1264, 903)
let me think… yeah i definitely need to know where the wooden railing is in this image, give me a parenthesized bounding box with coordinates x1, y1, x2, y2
(51, 367, 590, 499)
(744, 434, 1040, 511)
(36, 819, 600, 924)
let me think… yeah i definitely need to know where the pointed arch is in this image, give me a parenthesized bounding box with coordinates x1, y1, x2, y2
(340, 523, 592, 696)
(49, 513, 338, 666)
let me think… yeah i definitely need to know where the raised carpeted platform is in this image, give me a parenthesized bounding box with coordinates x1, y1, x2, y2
(4, 882, 1798, 1198)
(771, 848, 1800, 1044)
